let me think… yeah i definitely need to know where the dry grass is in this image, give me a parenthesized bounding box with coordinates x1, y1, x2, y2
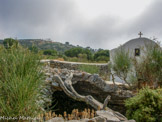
(38, 108, 96, 121)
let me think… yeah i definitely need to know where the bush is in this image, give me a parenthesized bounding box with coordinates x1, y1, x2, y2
(94, 49, 109, 61)
(111, 47, 132, 86)
(43, 49, 57, 56)
(0, 46, 44, 117)
(125, 88, 162, 122)
(133, 43, 162, 87)
(65, 47, 93, 61)
(78, 53, 88, 62)
(96, 56, 109, 62)
(79, 65, 99, 74)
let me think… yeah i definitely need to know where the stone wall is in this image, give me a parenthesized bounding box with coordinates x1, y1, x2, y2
(41, 60, 110, 77)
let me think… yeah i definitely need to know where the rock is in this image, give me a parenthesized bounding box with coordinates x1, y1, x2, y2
(96, 110, 120, 121)
(68, 119, 89, 122)
(89, 116, 107, 122)
(47, 117, 64, 122)
(43, 65, 133, 116)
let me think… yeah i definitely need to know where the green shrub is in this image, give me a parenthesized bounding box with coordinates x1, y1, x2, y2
(67, 57, 79, 62)
(0, 46, 44, 117)
(64, 47, 93, 60)
(125, 88, 162, 122)
(133, 43, 162, 87)
(94, 49, 109, 61)
(112, 47, 132, 86)
(79, 65, 99, 74)
(96, 56, 109, 62)
(78, 53, 88, 62)
(43, 49, 57, 56)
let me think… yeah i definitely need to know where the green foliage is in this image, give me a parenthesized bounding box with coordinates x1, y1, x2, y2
(3, 38, 19, 49)
(133, 43, 162, 87)
(78, 53, 88, 62)
(43, 49, 57, 56)
(125, 88, 162, 122)
(84, 48, 93, 60)
(65, 47, 83, 57)
(94, 49, 110, 59)
(67, 57, 79, 62)
(29, 45, 39, 53)
(112, 48, 132, 85)
(18, 39, 76, 53)
(79, 65, 99, 74)
(65, 47, 93, 61)
(0, 46, 44, 117)
(96, 56, 109, 62)
(94, 49, 109, 61)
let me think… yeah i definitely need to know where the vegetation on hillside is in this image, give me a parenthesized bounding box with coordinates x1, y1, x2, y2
(18, 39, 76, 53)
(65, 47, 109, 63)
(65, 47, 93, 60)
(0, 39, 110, 63)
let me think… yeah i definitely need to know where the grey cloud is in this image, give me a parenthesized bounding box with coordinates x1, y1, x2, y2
(126, 0, 162, 39)
(0, 0, 161, 49)
(62, 16, 121, 49)
(0, 0, 76, 38)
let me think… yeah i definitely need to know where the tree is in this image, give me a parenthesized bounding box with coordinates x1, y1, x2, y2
(3, 38, 19, 49)
(64, 47, 93, 60)
(83, 48, 93, 60)
(65, 47, 83, 57)
(43, 49, 57, 56)
(132, 42, 162, 88)
(111, 47, 132, 86)
(65, 42, 69, 45)
(94, 50, 109, 61)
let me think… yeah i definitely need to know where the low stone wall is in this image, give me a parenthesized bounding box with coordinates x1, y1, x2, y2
(41, 60, 110, 76)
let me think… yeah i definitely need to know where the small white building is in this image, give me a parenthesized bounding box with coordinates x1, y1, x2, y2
(110, 33, 157, 83)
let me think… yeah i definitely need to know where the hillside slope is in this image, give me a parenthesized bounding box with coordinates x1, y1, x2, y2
(0, 39, 76, 53)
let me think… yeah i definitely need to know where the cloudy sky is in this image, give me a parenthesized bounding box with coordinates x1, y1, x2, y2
(0, 0, 162, 49)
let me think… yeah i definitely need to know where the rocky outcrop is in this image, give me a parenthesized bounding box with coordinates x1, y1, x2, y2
(44, 64, 133, 114)
(43, 62, 133, 118)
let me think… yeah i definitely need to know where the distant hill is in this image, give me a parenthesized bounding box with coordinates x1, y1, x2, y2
(0, 39, 96, 53)
(18, 39, 77, 53)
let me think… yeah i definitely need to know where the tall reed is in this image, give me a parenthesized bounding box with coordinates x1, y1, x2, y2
(0, 45, 44, 117)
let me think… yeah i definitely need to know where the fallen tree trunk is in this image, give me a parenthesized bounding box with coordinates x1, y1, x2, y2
(50, 69, 128, 121)
(53, 73, 104, 110)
